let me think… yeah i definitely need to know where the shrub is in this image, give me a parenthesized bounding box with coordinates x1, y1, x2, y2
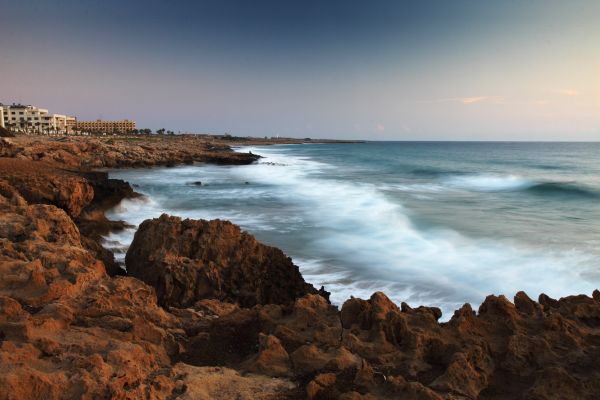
(0, 126, 15, 137)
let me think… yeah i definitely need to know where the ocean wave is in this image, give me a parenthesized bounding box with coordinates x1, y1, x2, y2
(225, 149, 597, 318)
(106, 147, 599, 320)
(525, 182, 600, 199)
(444, 174, 535, 191)
(443, 174, 599, 199)
(410, 167, 465, 177)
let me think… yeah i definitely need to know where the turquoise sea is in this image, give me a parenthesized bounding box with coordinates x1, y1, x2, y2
(104, 142, 600, 318)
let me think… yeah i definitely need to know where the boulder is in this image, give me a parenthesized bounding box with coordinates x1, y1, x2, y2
(126, 214, 326, 307)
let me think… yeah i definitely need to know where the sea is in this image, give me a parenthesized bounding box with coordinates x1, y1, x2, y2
(103, 142, 600, 319)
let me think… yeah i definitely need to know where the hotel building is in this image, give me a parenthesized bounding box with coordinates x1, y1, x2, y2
(76, 119, 136, 133)
(0, 103, 76, 134)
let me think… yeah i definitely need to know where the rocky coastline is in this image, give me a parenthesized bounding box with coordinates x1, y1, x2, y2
(1, 135, 599, 399)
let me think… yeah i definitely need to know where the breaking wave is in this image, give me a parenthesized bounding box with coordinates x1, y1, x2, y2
(104, 144, 600, 320)
(444, 174, 599, 199)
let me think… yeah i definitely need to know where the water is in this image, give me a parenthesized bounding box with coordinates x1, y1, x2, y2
(104, 142, 600, 319)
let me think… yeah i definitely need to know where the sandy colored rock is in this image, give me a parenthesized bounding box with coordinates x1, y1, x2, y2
(0, 189, 184, 399)
(0, 135, 259, 169)
(0, 158, 94, 217)
(246, 333, 293, 377)
(306, 373, 337, 399)
(173, 364, 295, 400)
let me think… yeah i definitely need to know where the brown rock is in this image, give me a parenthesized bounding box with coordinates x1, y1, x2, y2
(306, 373, 337, 399)
(246, 333, 292, 377)
(269, 294, 341, 350)
(173, 364, 295, 400)
(125, 214, 324, 307)
(0, 188, 186, 399)
(2, 135, 600, 400)
(1, 135, 259, 169)
(0, 158, 94, 217)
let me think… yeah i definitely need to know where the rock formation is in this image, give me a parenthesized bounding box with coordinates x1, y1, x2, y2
(126, 214, 327, 307)
(176, 289, 600, 399)
(0, 135, 259, 169)
(1, 134, 599, 399)
(0, 186, 185, 399)
(124, 213, 600, 399)
(0, 158, 94, 217)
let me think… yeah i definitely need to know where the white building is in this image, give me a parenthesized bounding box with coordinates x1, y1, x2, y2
(0, 103, 76, 134)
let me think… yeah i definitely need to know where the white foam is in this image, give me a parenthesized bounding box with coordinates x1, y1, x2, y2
(443, 174, 536, 192)
(104, 146, 599, 320)
(230, 147, 599, 319)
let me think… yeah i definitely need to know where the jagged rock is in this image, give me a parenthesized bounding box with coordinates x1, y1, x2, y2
(0, 158, 94, 217)
(0, 189, 185, 399)
(306, 373, 337, 399)
(245, 333, 293, 377)
(2, 135, 600, 399)
(172, 364, 295, 400)
(125, 214, 325, 307)
(1, 135, 259, 169)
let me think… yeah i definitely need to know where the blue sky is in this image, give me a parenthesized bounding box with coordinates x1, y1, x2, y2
(1, 0, 599, 140)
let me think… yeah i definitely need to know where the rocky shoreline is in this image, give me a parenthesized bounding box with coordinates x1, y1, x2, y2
(1, 135, 599, 399)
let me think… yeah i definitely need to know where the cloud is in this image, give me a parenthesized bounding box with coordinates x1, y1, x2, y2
(376, 123, 385, 132)
(418, 96, 504, 105)
(460, 96, 489, 104)
(557, 89, 580, 96)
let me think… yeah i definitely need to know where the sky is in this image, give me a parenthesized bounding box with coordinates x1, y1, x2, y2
(1, 0, 599, 140)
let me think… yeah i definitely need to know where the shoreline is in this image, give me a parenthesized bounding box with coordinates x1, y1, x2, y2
(1, 134, 599, 399)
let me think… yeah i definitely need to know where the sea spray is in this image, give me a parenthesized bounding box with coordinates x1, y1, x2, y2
(105, 142, 600, 319)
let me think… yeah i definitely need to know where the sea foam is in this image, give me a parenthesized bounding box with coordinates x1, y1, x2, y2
(105, 145, 599, 320)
